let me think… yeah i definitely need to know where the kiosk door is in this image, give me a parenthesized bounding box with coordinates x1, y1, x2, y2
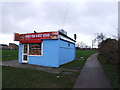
(22, 44, 29, 63)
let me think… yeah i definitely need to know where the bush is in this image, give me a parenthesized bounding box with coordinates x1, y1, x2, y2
(98, 38, 118, 65)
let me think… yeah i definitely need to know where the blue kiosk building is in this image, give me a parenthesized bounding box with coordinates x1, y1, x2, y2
(14, 30, 76, 67)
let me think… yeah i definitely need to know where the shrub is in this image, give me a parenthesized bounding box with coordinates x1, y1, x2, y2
(98, 38, 118, 65)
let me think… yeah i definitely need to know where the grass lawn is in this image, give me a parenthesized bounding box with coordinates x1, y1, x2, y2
(98, 55, 119, 89)
(76, 50, 98, 59)
(0, 66, 2, 89)
(60, 50, 98, 68)
(0, 50, 18, 61)
(2, 50, 98, 88)
(2, 66, 79, 88)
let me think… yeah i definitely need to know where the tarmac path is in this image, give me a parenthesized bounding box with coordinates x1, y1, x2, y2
(0, 60, 79, 74)
(73, 53, 112, 88)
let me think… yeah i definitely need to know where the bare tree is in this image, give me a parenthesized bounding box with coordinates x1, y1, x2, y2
(93, 33, 106, 47)
(76, 42, 80, 48)
(76, 42, 90, 49)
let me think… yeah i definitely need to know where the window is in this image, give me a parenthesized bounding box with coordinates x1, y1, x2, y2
(23, 55, 27, 60)
(29, 43, 42, 55)
(68, 43, 70, 46)
(23, 44, 27, 53)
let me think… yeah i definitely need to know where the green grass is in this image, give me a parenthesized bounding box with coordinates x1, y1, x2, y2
(2, 50, 98, 88)
(60, 60, 86, 69)
(0, 50, 1, 89)
(76, 50, 98, 59)
(0, 50, 1, 61)
(2, 66, 79, 88)
(98, 55, 119, 89)
(60, 50, 98, 68)
(0, 50, 18, 61)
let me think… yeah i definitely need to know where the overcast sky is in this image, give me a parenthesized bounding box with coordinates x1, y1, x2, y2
(0, 0, 118, 47)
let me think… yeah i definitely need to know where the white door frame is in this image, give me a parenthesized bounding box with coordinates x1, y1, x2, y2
(22, 44, 29, 63)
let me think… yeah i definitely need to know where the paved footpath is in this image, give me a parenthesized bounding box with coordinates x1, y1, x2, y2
(74, 53, 112, 88)
(0, 60, 79, 74)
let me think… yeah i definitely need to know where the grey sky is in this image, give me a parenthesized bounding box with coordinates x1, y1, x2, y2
(0, 1, 118, 47)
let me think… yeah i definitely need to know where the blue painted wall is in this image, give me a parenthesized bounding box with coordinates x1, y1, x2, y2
(28, 40, 59, 67)
(18, 39, 75, 67)
(18, 43, 22, 63)
(58, 40, 76, 65)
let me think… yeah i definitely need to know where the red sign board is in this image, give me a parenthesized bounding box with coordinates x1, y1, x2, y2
(14, 33, 20, 41)
(14, 32, 58, 43)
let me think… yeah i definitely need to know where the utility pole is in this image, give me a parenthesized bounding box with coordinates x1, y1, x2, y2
(92, 40, 94, 49)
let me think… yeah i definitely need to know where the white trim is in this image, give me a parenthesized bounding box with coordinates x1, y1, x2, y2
(41, 42, 43, 56)
(27, 44, 29, 63)
(22, 44, 28, 63)
(29, 55, 42, 56)
(59, 35, 75, 43)
(21, 42, 43, 63)
(28, 42, 43, 56)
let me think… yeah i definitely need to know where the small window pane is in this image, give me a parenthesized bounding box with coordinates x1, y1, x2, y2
(23, 55, 27, 61)
(29, 43, 42, 55)
(68, 43, 70, 46)
(24, 44, 27, 53)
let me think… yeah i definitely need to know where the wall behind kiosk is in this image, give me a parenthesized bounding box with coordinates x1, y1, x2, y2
(18, 39, 75, 67)
(58, 40, 76, 65)
(28, 40, 59, 67)
(18, 43, 22, 63)
(18, 40, 60, 67)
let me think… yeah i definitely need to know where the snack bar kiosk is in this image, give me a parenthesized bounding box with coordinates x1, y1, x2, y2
(14, 30, 76, 67)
